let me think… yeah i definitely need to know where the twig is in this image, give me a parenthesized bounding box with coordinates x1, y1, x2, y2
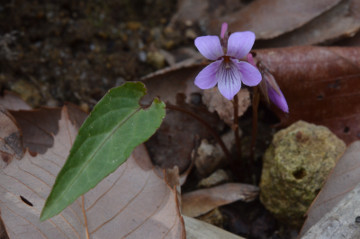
(250, 86, 260, 161)
(232, 94, 241, 160)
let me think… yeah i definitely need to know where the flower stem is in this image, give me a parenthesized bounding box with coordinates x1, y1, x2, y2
(165, 104, 232, 161)
(233, 94, 241, 160)
(250, 86, 260, 161)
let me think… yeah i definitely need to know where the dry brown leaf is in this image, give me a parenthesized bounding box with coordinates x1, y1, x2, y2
(9, 103, 87, 155)
(220, 0, 342, 40)
(183, 215, 245, 239)
(141, 62, 205, 105)
(300, 141, 360, 236)
(0, 108, 23, 168)
(169, 0, 247, 33)
(301, 181, 360, 239)
(146, 104, 219, 172)
(255, 46, 360, 144)
(0, 106, 185, 239)
(181, 183, 259, 218)
(9, 108, 62, 154)
(260, 0, 360, 47)
(203, 88, 250, 126)
(0, 91, 31, 111)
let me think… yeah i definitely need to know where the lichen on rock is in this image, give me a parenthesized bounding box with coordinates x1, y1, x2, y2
(260, 120, 346, 228)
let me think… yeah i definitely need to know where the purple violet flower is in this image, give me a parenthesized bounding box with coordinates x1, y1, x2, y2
(194, 23, 262, 100)
(247, 53, 289, 113)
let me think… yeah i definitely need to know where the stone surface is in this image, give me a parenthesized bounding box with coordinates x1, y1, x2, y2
(260, 120, 346, 228)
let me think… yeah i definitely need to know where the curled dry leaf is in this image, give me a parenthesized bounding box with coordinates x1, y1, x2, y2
(255, 46, 360, 144)
(203, 88, 250, 126)
(261, 0, 360, 47)
(220, 0, 342, 40)
(300, 141, 360, 236)
(181, 183, 259, 218)
(0, 106, 185, 239)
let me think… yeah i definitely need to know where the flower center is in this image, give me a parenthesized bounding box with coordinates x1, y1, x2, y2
(223, 56, 232, 69)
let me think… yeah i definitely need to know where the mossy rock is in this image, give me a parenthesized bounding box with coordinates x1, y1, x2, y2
(260, 121, 346, 228)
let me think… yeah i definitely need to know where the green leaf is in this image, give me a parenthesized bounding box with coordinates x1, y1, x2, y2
(40, 82, 166, 221)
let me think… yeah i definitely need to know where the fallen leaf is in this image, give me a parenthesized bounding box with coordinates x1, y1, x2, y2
(255, 46, 360, 144)
(259, 0, 360, 47)
(141, 62, 205, 105)
(300, 141, 360, 236)
(146, 101, 221, 172)
(301, 181, 360, 239)
(0, 106, 185, 238)
(10, 108, 62, 154)
(0, 108, 23, 168)
(169, 0, 247, 33)
(184, 215, 245, 239)
(203, 88, 250, 126)
(0, 91, 31, 111)
(181, 183, 259, 217)
(221, 0, 342, 40)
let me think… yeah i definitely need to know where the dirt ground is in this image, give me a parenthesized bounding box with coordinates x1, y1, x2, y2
(0, 0, 185, 110)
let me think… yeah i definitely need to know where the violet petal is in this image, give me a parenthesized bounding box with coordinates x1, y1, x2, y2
(268, 84, 289, 113)
(194, 36, 223, 60)
(227, 32, 255, 59)
(237, 60, 262, 86)
(217, 61, 242, 100)
(220, 22, 228, 39)
(194, 59, 223, 89)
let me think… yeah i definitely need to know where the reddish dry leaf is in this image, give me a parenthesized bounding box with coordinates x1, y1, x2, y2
(300, 141, 360, 236)
(0, 108, 23, 168)
(219, 0, 342, 40)
(0, 106, 185, 239)
(255, 46, 360, 144)
(260, 0, 360, 47)
(181, 183, 258, 218)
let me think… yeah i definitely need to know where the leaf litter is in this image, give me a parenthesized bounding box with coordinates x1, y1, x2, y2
(0, 105, 185, 239)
